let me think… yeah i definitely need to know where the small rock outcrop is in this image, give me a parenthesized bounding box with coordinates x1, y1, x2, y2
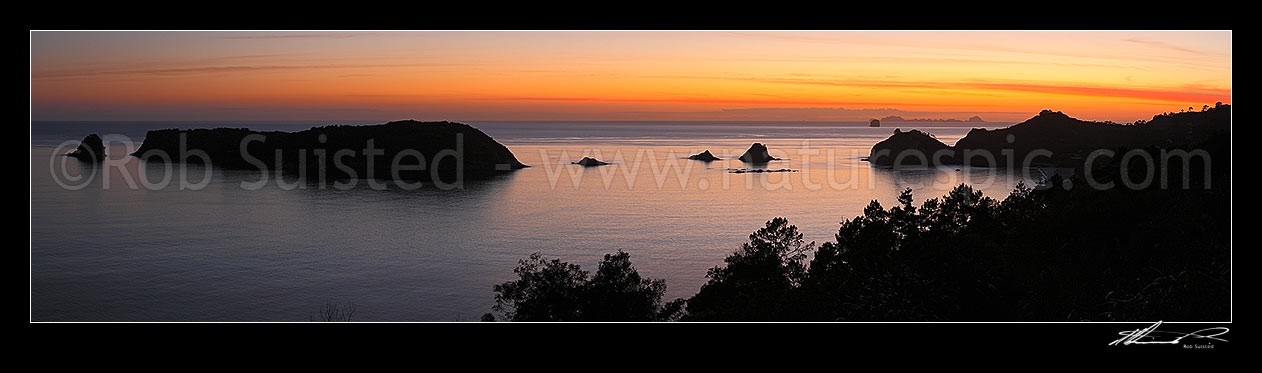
(869, 119, 881, 127)
(738, 143, 779, 163)
(66, 134, 106, 162)
(728, 168, 795, 174)
(688, 150, 721, 161)
(573, 157, 609, 167)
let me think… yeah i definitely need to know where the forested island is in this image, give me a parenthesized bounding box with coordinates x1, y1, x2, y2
(128, 120, 527, 181)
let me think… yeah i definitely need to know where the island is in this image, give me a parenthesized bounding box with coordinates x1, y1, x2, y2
(868, 129, 953, 167)
(880, 115, 986, 123)
(738, 143, 779, 163)
(65, 134, 106, 162)
(687, 150, 721, 161)
(573, 157, 610, 166)
(868, 105, 1230, 168)
(129, 120, 527, 181)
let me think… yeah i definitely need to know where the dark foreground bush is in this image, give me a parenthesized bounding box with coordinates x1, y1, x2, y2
(490, 251, 684, 321)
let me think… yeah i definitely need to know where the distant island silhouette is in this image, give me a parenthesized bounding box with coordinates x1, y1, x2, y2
(738, 143, 779, 163)
(65, 134, 106, 162)
(687, 150, 721, 161)
(868, 105, 1230, 168)
(880, 115, 986, 123)
(572, 157, 610, 166)
(128, 120, 527, 181)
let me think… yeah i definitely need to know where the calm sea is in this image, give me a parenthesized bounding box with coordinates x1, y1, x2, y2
(30, 120, 1042, 321)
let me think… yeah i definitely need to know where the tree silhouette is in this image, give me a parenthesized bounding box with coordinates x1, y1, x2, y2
(491, 251, 683, 321)
(309, 299, 356, 322)
(492, 253, 588, 321)
(584, 251, 684, 321)
(683, 217, 814, 321)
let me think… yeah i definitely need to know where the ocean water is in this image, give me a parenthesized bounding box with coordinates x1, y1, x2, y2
(30, 121, 1043, 321)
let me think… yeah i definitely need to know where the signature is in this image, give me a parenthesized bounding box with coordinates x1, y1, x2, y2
(1109, 321, 1229, 346)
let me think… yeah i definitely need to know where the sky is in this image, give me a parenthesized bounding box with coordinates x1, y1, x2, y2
(30, 31, 1231, 124)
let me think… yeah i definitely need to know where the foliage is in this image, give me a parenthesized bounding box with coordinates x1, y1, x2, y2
(491, 251, 683, 321)
(310, 299, 356, 322)
(682, 217, 814, 321)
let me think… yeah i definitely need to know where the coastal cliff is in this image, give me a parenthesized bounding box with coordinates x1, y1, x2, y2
(131, 120, 527, 180)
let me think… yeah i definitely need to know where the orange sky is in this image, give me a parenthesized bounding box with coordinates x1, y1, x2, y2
(29, 31, 1231, 124)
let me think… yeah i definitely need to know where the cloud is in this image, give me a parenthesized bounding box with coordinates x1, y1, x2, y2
(719, 32, 1224, 69)
(709, 107, 1026, 121)
(1124, 38, 1219, 56)
(960, 81, 1230, 103)
(218, 33, 361, 40)
(32, 62, 454, 79)
(730, 55, 1139, 70)
(491, 96, 847, 106)
(636, 74, 1230, 104)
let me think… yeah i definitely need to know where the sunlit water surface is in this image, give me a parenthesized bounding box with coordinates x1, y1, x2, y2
(31, 121, 1042, 321)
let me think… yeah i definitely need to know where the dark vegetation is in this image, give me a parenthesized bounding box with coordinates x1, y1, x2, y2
(488, 251, 685, 321)
(131, 120, 527, 181)
(492, 106, 1230, 321)
(310, 299, 356, 322)
(66, 134, 106, 162)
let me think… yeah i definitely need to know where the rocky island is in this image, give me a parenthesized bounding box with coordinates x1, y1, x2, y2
(738, 143, 779, 163)
(880, 115, 986, 123)
(572, 157, 610, 166)
(868, 129, 954, 167)
(65, 134, 106, 162)
(687, 150, 721, 161)
(130, 120, 527, 181)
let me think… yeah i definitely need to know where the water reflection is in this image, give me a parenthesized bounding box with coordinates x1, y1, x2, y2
(35, 126, 1053, 321)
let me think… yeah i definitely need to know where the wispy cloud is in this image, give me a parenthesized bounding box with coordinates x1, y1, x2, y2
(32, 62, 456, 79)
(961, 81, 1230, 103)
(1124, 38, 1219, 56)
(628, 74, 1230, 104)
(719, 32, 1223, 69)
(489, 95, 1014, 108)
(492, 96, 848, 106)
(598, 106, 1031, 122)
(731, 55, 1143, 70)
(218, 33, 362, 40)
